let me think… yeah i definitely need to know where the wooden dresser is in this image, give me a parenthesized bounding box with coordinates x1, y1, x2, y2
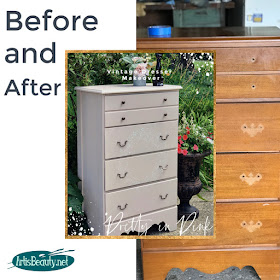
(76, 84, 181, 236)
(138, 27, 280, 279)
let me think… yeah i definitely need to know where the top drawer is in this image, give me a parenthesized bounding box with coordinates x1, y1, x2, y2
(216, 47, 280, 72)
(105, 91, 179, 111)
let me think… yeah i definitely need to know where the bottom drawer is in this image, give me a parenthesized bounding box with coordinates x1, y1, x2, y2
(142, 202, 280, 248)
(105, 178, 177, 221)
(142, 247, 280, 280)
(104, 206, 177, 236)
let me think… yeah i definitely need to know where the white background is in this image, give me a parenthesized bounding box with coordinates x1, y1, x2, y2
(0, 1, 136, 279)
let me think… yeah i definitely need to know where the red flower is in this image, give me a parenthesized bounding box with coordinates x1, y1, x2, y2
(178, 135, 182, 140)
(186, 126, 190, 130)
(178, 144, 181, 148)
(179, 140, 183, 144)
(193, 144, 198, 151)
(187, 130, 190, 135)
(183, 135, 188, 141)
(178, 147, 182, 154)
(182, 150, 188, 156)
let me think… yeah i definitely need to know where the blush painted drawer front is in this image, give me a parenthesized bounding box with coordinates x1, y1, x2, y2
(105, 178, 177, 221)
(105, 106, 178, 127)
(105, 205, 177, 236)
(141, 202, 280, 248)
(105, 150, 177, 191)
(104, 91, 179, 111)
(216, 74, 280, 99)
(216, 47, 280, 72)
(216, 153, 280, 200)
(105, 120, 177, 159)
(216, 103, 280, 152)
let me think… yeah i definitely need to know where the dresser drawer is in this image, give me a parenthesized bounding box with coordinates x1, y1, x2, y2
(217, 153, 280, 200)
(216, 74, 280, 99)
(142, 202, 280, 248)
(105, 205, 177, 236)
(105, 150, 177, 191)
(105, 120, 177, 159)
(216, 47, 280, 72)
(105, 106, 178, 127)
(216, 103, 280, 152)
(105, 178, 177, 221)
(142, 248, 280, 280)
(104, 91, 179, 111)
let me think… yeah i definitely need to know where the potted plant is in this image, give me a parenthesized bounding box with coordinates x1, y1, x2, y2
(177, 111, 213, 220)
(121, 55, 154, 86)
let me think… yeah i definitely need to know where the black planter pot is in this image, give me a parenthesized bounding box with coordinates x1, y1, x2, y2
(178, 150, 211, 220)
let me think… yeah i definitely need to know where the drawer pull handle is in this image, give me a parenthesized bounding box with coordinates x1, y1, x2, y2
(117, 141, 128, 147)
(241, 123, 264, 137)
(121, 101, 126, 105)
(118, 203, 128, 210)
(240, 173, 262, 186)
(160, 194, 168, 200)
(159, 165, 168, 170)
(163, 113, 168, 117)
(163, 98, 167, 102)
(160, 135, 169, 141)
(251, 84, 256, 89)
(251, 57, 256, 62)
(117, 172, 128, 179)
(121, 117, 126, 121)
(241, 220, 262, 233)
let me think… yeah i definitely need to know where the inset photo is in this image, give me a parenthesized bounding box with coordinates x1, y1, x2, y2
(66, 51, 215, 237)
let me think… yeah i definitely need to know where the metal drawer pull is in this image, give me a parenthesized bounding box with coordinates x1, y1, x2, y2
(163, 98, 167, 102)
(118, 203, 128, 210)
(159, 165, 168, 170)
(117, 172, 128, 179)
(121, 117, 126, 121)
(251, 84, 256, 89)
(241, 123, 264, 137)
(117, 140, 128, 147)
(251, 57, 256, 62)
(163, 113, 168, 117)
(160, 194, 168, 200)
(121, 101, 126, 105)
(160, 135, 169, 140)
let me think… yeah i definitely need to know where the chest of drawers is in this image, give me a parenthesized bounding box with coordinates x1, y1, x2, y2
(138, 27, 280, 279)
(75, 84, 181, 236)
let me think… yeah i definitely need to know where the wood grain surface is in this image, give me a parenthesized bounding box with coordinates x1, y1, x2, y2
(216, 48, 280, 72)
(216, 74, 280, 99)
(216, 103, 280, 152)
(142, 248, 280, 280)
(216, 153, 280, 200)
(137, 28, 280, 280)
(141, 202, 280, 248)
